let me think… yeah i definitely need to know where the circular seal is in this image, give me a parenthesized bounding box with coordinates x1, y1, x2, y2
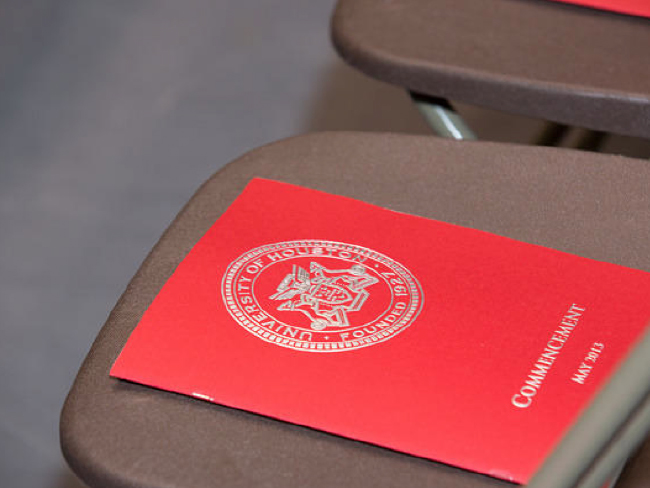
(222, 240, 423, 352)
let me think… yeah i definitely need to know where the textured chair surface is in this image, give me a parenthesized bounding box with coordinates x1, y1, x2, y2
(331, 0, 650, 138)
(61, 133, 650, 488)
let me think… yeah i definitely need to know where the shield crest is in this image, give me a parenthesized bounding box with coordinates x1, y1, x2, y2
(312, 283, 352, 305)
(269, 262, 378, 330)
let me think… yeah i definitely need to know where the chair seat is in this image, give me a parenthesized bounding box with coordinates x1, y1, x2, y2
(61, 132, 650, 488)
(331, 0, 650, 138)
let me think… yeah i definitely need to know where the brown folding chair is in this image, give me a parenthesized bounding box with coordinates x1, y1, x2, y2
(331, 0, 650, 143)
(61, 133, 650, 488)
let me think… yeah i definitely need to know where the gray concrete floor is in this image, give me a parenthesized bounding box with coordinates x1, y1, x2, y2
(0, 2, 648, 488)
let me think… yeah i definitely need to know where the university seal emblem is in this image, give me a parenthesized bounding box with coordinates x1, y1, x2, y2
(221, 240, 423, 352)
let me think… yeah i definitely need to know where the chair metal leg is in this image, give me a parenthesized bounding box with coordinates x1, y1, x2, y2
(536, 122, 571, 146)
(411, 96, 610, 153)
(536, 124, 609, 152)
(410, 92, 477, 140)
(576, 130, 608, 152)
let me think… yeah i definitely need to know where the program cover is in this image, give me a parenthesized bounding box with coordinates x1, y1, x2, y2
(111, 178, 650, 483)
(549, 0, 650, 18)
